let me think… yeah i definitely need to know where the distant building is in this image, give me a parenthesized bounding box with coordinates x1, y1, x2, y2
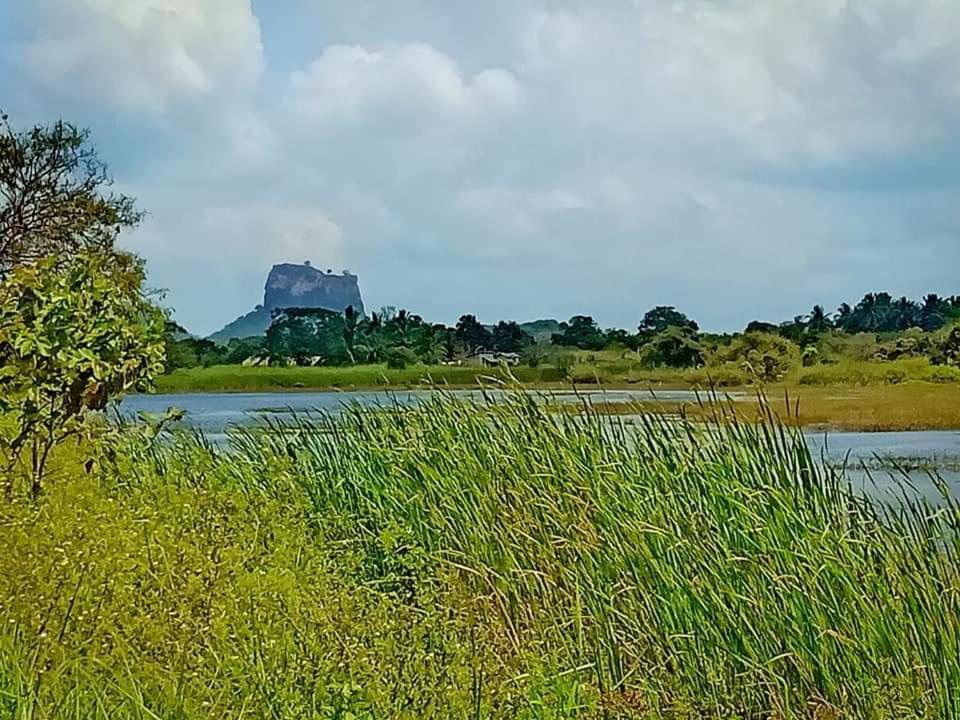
(474, 351, 521, 367)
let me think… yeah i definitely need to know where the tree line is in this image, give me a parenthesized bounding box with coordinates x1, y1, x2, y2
(167, 292, 960, 373)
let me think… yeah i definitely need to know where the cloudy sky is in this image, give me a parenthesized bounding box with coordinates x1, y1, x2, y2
(2, 0, 959, 335)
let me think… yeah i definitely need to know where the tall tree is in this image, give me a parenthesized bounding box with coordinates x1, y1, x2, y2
(552, 316, 605, 350)
(0, 113, 142, 271)
(638, 306, 699, 339)
(806, 305, 832, 334)
(491, 321, 532, 353)
(920, 294, 947, 332)
(455, 314, 493, 354)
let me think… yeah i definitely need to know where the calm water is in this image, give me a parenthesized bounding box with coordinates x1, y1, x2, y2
(121, 390, 960, 502)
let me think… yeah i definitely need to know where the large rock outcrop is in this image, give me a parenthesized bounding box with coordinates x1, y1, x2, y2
(209, 263, 365, 343)
(264, 263, 364, 314)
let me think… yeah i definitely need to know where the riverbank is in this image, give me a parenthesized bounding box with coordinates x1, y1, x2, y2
(578, 383, 960, 432)
(154, 363, 960, 432)
(155, 363, 567, 393)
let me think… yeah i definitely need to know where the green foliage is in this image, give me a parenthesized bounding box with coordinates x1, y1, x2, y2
(266, 307, 350, 365)
(163, 322, 225, 370)
(454, 314, 492, 354)
(385, 346, 418, 370)
(714, 332, 800, 382)
(491, 321, 532, 353)
(640, 326, 705, 368)
(551, 315, 605, 351)
(0, 113, 142, 271)
(0, 252, 165, 495)
(931, 325, 960, 367)
(638, 305, 698, 337)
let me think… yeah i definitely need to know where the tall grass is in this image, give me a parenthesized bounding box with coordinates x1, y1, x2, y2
(3, 390, 960, 717)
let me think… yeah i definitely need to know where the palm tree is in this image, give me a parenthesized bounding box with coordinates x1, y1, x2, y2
(807, 305, 831, 334)
(835, 303, 853, 331)
(921, 294, 946, 331)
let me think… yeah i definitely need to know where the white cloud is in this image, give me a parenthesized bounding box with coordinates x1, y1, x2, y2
(9, 0, 960, 333)
(517, 0, 960, 168)
(13, 0, 263, 114)
(287, 42, 522, 126)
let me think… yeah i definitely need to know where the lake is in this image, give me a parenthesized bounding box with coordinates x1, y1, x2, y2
(121, 390, 960, 502)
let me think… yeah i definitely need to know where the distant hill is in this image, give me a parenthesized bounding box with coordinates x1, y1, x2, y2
(208, 306, 274, 344)
(209, 263, 364, 344)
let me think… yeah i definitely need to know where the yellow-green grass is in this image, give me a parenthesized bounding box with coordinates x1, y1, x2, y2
(567, 352, 960, 389)
(3, 392, 960, 717)
(573, 383, 960, 432)
(155, 363, 566, 394)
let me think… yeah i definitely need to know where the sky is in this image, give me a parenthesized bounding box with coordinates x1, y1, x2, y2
(2, 0, 960, 336)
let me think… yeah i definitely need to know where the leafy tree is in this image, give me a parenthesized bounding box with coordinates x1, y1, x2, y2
(162, 321, 224, 370)
(266, 308, 349, 365)
(778, 316, 810, 345)
(806, 305, 832, 334)
(745, 321, 778, 335)
(455, 314, 492, 354)
(603, 328, 638, 349)
(640, 327, 705, 368)
(0, 113, 142, 272)
(638, 306, 699, 338)
(221, 336, 265, 365)
(386, 346, 418, 370)
(835, 303, 853, 329)
(716, 332, 800, 382)
(931, 326, 960, 367)
(920, 294, 947, 332)
(552, 315, 605, 350)
(0, 252, 165, 496)
(491, 321, 532, 353)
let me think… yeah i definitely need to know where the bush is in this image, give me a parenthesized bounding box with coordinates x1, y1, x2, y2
(385, 346, 419, 370)
(713, 332, 800, 382)
(640, 327, 705, 368)
(0, 252, 165, 496)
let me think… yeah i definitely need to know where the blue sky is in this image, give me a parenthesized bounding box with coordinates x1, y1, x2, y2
(2, 0, 960, 336)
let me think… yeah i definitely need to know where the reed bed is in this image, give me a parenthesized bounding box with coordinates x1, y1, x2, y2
(3, 390, 959, 718)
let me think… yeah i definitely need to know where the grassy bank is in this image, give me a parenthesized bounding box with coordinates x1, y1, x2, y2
(3, 393, 960, 717)
(577, 383, 960, 432)
(566, 352, 960, 389)
(155, 357, 960, 395)
(155, 363, 566, 393)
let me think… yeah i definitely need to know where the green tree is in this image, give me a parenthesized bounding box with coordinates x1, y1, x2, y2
(638, 306, 699, 338)
(552, 315, 605, 350)
(455, 314, 492, 354)
(806, 305, 832, 334)
(0, 113, 142, 272)
(745, 321, 778, 334)
(491, 321, 532, 353)
(266, 308, 349, 365)
(0, 252, 165, 496)
(920, 294, 947, 332)
(640, 327, 705, 368)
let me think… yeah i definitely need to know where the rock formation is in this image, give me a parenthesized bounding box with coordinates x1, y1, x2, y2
(209, 263, 365, 343)
(264, 263, 364, 315)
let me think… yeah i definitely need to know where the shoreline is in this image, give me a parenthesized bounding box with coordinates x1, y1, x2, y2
(145, 377, 960, 433)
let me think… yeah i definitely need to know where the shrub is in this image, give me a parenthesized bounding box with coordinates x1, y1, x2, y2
(713, 332, 800, 382)
(641, 326, 705, 368)
(0, 252, 164, 496)
(385, 346, 419, 370)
